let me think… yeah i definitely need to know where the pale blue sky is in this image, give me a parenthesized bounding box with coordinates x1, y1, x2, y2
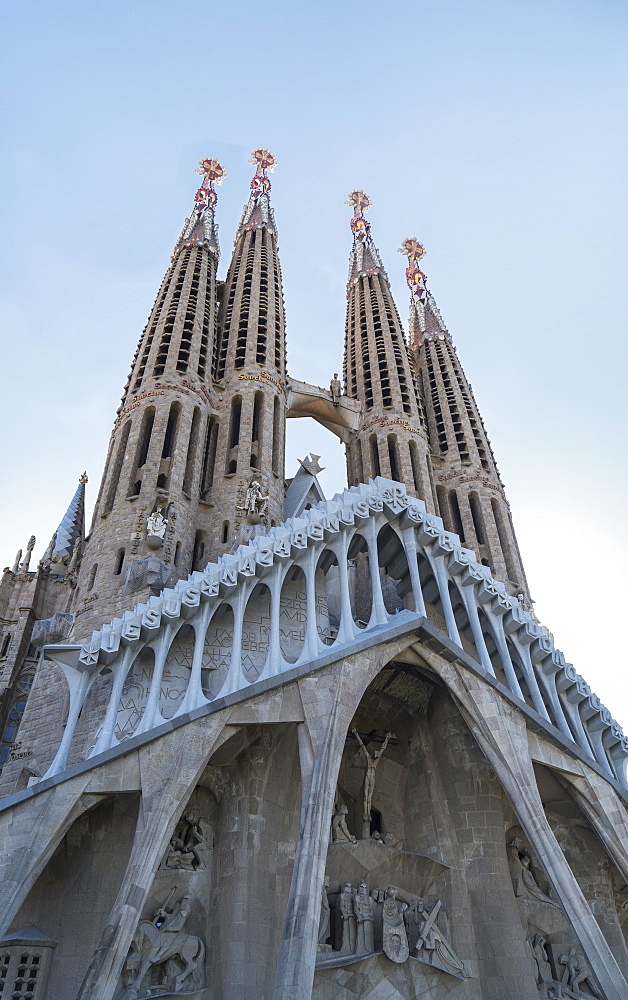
(1, 0, 627, 723)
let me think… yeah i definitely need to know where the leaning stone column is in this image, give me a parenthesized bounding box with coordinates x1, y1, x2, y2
(419, 645, 628, 1000)
(272, 634, 414, 1000)
(76, 714, 229, 1000)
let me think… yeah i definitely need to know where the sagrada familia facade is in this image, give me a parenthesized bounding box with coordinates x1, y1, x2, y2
(0, 151, 626, 1000)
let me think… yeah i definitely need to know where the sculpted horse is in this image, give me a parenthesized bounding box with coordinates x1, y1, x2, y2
(125, 918, 205, 995)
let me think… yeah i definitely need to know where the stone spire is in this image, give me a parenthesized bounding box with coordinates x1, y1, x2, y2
(343, 193, 434, 509)
(403, 241, 531, 601)
(207, 150, 287, 556)
(73, 160, 225, 637)
(46, 472, 87, 576)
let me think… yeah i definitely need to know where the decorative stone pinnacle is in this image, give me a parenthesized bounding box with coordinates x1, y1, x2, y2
(249, 149, 276, 197)
(79, 471, 88, 485)
(399, 237, 428, 303)
(174, 157, 225, 259)
(193, 157, 226, 211)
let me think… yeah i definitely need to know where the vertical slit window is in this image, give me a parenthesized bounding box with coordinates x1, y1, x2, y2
(387, 435, 400, 482)
(183, 408, 201, 495)
(87, 564, 98, 591)
(221, 521, 229, 544)
(448, 490, 466, 544)
(409, 440, 421, 494)
(491, 499, 518, 582)
(251, 392, 263, 468)
(201, 415, 219, 494)
(161, 402, 180, 459)
(469, 492, 486, 546)
(229, 396, 242, 449)
(102, 421, 130, 516)
(370, 435, 381, 478)
(114, 549, 125, 576)
(436, 486, 452, 533)
(272, 396, 280, 475)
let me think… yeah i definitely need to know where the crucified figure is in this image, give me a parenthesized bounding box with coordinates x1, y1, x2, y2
(351, 728, 393, 829)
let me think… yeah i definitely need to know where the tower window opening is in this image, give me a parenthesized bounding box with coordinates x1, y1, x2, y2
(448, 490, 466, 544)
(193, 530, 205, 571)
(161, 402, 181, 459)
(114, 548, 126, 576)
(156, 474, 167, 489)
(1, 635, 11, 658)
(252, 391, 263, 447)
(387, 435, 400, 482)
(229, 396, 242, 449)
(201, 415, 219, 494)
(409, 440, 422, 495)
(137, 409, 155, 469)
(436, 486, 452, 533)
(469, 492, 486, 546)
(87, 564, 98, 592)
(183, 407, 201, 495)
(221, 521, 230, 544)
(491, 498, 518, 583)
(102, 420, 130, 516)
(272, 395, 281, 475)
(174, 541, 182, 567)
(370, 435, 381, 478)
(227, 460, 237, 475)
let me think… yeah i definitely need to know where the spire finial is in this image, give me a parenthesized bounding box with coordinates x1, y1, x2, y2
(346, 191, 385, 282)
(174, 157, 225, 259)
(249, 149, 276, 195)
(398, 238, 428, 303)
(79, 471, 88, 485)
(236, 150, 278, 239)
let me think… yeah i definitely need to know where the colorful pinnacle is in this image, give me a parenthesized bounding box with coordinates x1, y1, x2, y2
(193, 157, 225, 210)
(249, 149, 276, 196)
(399, 238, 427, 302)
(346, 191, 372, 242)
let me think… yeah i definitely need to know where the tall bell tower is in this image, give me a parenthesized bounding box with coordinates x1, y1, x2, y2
(73, 159, 226, 638)
(402, 241, 532, 601)
(208, 150, 287, 557)
(342, 192, 435, 511)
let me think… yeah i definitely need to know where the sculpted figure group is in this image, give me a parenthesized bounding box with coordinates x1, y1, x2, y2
(526, 932, 603, 998)
(317, 878, 465, 978)
(120, 889, 204, 999)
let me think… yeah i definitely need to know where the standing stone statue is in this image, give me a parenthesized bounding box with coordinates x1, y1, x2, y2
(354, 881, 375, 955)
(147, 506, 168, 540)
(381, 886, 409, 964)
(238, 479, 269, 521)
(351, 728, 393, 836)
(19, 535, 35, 573)
(332, 803, 356, 844)
(559, 947, 603, 998)
(338, 883, 357, 956)
(508, 838, 559, 907)
(414, 899, 465, 976)
(317, 876, 332, 952)
(330, 373, 342, 405)
(527, 933, 552, 986)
